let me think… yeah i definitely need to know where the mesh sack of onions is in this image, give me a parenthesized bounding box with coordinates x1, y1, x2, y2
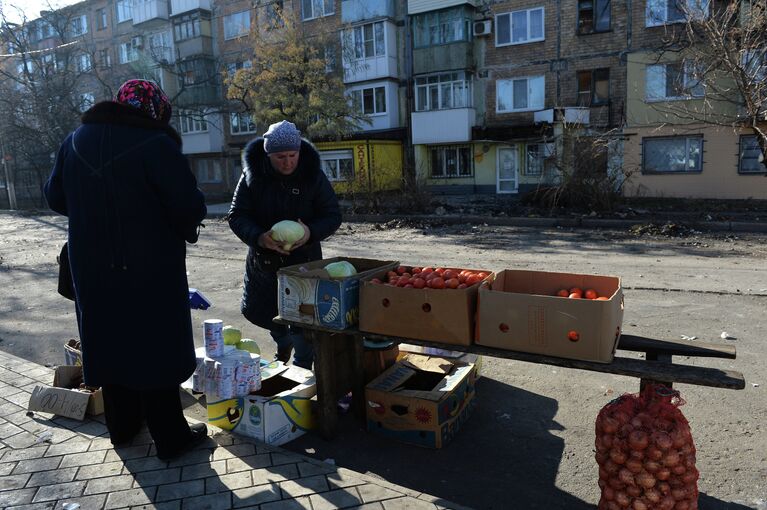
(595, 384, 699, 510)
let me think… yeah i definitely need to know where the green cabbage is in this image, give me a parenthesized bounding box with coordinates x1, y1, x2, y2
(270, 220, 304, 250)
(236, 338, 261, 354)
(324, 261, 357, 279)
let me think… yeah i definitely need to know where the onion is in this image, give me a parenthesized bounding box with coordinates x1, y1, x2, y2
(602, 416, 620, 434)
(628, 430, 649, 451)
(662, 450, 681, 467)
(629, 449, 644, 460)
(659, 495, 676, 510)
(613, 410, 631, 424)
(608, 477, 627, 491)
(672, 464, 687, 475)
(653, 432, 673, 450)
(631, 417, 643, 428)
(656, 468, 671, 481)
(632, 499, 648, 510)
(653, 417, 672, 431)
(646, 447, 664, 461)
(599, 478, 607, 490)
(615, 490, 630, 507)
(670, 429, 687, 449)
(627, 485, 642, 498)
(599, 466, 609, 480)
(618, 468, 636, 486)
(602, 434, 615, 449)
(644, 488, 661, 504)
(682, 469, 698, 484)
(635, 471, 656, 489)
(657, 481, 671, 495)
(603, 485, 615, 501)
(626, 458, 643, 474)
(606, 501, 621, 510)
(604, 459, 620, 475)
(644, 460, 661, 473)
(610, 449, 628, 465)
(671, 487, 689, 500)
(674, 499, 690, 510)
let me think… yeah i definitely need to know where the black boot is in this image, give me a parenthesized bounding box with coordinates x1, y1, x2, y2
(156, 423, 208, 461)
(275, 346, 292, 363)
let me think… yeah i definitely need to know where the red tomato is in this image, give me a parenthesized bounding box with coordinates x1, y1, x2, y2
(568, 292, 581, 299)
(569, 287, 583, 298)
(401, 273, 412, 279)
(421, 267, 434, 276)
(434, 267, 445, 275)
(396, 266, 410, 275)
(387, 271, 398, 279)
(397, 277, 410, 287)
(430, 277, 446, 289)
(465, 274, 483, 286)
(568, 330, 580, 342)
(371, 278, 382, 284)
(584, 289, 598, 300)
(556, 289, 569, 297)
(412, 267, 422, 274)
(413, 278, 426, 289)
(476, 272, 489, 279)
(443, 270, 457, 280)
(404, 284, 414, 288)
(457, 283, 468, 289)
(446, 278, 460, 289)
(596, 296, 610, 301)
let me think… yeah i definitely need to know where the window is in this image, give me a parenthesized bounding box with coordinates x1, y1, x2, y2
(497, 76, 545, 112)
(643, 136, 702, 173)
(302, 0, 334, 20)
(116, 0, 132, 23)
(646, 61, 704, 100)
(174, 13, 202, 41)
(646, 0, 709, 26)
(149, 31, 172, 62)
(97, 8, 107, 30)
(415, 71, 472, 111)
(351, 21, 385, 60)
(179, 110, 208, 134)
(224, 10, 251, 39)
(320, 150, 354, 181)
(739, 135, 765, 173)
(577, 68, 609, 106)
(230, 112, 257, 135)
(351, 86, 386, 115)
(496, 7, 544, 46)
(742, 50, 767, 81)
(76, 53, 92, 72)
(265, 1, 284, 28)
(119, 41, 139, 63)
(430, 146, 472, 178)
(39, 22, 53, 40)
(79, 93, 95, 112)
(526, 144, 545, 175)
(98, 48, 112, 68)
(413, 7, 471, 47)
(71, 15, 88, 36)
(195, 159, 222, 183)
(578, 0, 610, 34)
(226, 60, 252, 76)
(324, 45, 336, 72)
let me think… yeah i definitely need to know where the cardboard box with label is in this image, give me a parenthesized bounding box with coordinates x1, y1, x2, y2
(476, 269, 624, 363)
(28, 365, 104, 420)
(397, 344, 483, 380)
(365, 353, 478, 449)
(359, 268, 492, 346)
(207, 365, 317, 446)
(278, 257, 398, 330)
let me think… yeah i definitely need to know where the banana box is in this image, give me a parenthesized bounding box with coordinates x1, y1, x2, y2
(277, 257, 398, 330)
(365, 353, 478, 449)
(207, 365, 316, 446)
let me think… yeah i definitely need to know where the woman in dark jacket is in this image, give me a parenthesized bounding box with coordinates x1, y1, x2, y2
(44, 79, 208, 460)
(228, 120, 341, 369)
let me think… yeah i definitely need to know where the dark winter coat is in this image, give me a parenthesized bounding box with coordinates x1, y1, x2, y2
(44, 101, 207, 389)
(228, 137, 341, 331)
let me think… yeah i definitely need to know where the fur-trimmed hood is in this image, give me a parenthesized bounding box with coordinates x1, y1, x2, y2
(241, 136, 321, 187)
(82, 101, 182, 148)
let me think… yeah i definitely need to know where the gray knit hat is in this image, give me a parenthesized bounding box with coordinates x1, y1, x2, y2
(263, 120, 301, 154)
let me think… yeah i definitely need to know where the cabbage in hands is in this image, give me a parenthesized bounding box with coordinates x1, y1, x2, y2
(270, 220, 305, 250)
(324, 261, 357, 279)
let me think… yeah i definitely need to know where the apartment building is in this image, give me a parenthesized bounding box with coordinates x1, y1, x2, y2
(621, 0, 767, 199)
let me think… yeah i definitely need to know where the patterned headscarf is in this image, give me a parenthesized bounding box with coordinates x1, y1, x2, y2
(115, 79, 172, 124)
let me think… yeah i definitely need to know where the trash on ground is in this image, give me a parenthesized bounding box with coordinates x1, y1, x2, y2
(720, 332, 737, 340)
(680, 335, 698, 341)
(34, 430, 53, 444)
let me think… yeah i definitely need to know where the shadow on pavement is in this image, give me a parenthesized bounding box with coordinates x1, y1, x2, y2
(283, 377, 593, 510)
(699, 493, 758, 509)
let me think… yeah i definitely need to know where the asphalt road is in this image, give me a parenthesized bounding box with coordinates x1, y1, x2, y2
(1, 211, 765, 509)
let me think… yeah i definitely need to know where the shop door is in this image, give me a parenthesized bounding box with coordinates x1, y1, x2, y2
(497, 147, 519, 194)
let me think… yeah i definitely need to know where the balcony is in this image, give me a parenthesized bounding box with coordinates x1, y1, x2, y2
(411, 108, 476, 144)
(171, 0, 211, 16)
(133, 0, 169, 26)
(341, 0, 395, 23)
(413, 42, 473, 75)
(176, 36, 213, 59)
(408, 0, 475, 15)
(176, 84, 220, 107)
(534, 107, 590, 125)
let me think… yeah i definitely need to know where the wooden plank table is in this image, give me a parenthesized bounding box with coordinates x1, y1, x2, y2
(274, 318, 745, 440)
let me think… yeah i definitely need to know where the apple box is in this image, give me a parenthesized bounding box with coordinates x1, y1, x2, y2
(476, 270, 624, 363)
(359, 267, 492, 346)
(28, 365, 103, 420)
(278, 257, 398, 330)
(207, 365, 316, 446)
(365, 353, 478, 449)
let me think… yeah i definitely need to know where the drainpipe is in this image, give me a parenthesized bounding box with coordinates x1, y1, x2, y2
(403, 11, 415, 187)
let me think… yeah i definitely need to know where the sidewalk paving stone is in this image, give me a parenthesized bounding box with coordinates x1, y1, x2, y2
(0, 351, 472, 510)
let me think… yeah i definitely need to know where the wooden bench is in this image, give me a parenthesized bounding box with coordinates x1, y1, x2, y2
(273, 318, 745, 440)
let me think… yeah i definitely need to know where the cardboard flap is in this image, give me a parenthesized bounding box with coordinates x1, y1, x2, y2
(53, 365, 84, 388)
(400, 354, 455, 375)
(28, 385, 89, 420)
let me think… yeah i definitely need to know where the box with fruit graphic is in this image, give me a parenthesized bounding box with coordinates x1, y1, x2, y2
(277, 257, 398, 330)
(476, 269, 624, 363)
(359, 265, 493, 346)
(365, 353, 479, 449)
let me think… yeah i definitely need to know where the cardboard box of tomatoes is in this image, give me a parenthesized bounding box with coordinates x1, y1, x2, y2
(365, 352, 479, 449)
(359, 265, 493, 346)
(277, 257, 398, 330)
(476, 270, 624, 363)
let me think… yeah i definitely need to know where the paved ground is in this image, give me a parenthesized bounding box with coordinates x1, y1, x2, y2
(0, 350, 470, 510)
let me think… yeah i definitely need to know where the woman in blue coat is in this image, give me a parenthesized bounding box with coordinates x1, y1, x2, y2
(228, 120, 342, 369)
(44, 80, 208, 460)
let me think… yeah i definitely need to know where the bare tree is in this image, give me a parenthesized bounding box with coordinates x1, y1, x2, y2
(647, 0, 767, 170)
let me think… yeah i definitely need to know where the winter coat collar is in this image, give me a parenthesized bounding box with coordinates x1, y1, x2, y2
(242, 137, 321, 187)
(81, 101, 182, 148)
